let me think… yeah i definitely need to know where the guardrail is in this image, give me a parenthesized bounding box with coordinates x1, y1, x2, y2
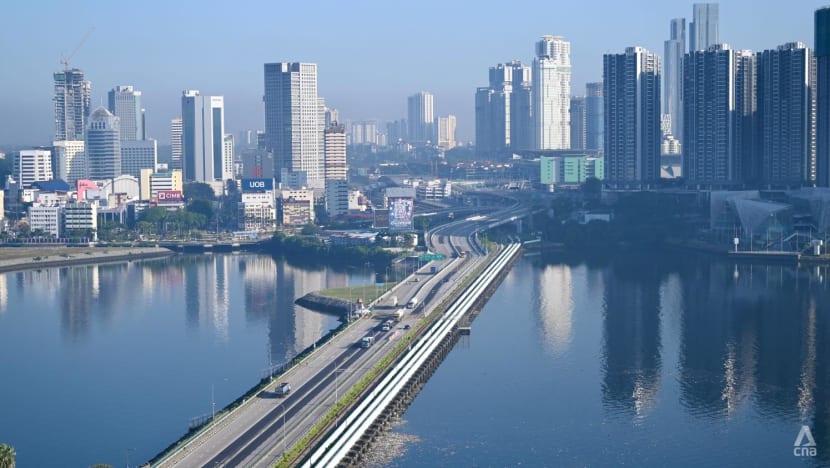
(302, 242, 522, 467)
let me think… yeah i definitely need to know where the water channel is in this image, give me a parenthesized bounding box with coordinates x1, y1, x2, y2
(0, 253, 370, 467)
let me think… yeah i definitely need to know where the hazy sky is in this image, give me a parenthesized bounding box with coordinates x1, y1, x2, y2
(0, 0, 823, 146)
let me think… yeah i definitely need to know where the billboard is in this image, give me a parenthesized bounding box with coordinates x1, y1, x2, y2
(76, 179, 98, 201)
(388, 197, 414, 231)
(157, 190, 184, 203)
(373, 209, 390, 229)
(241, 178, 274, 193)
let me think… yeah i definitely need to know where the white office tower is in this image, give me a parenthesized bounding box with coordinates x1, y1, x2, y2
(324, 122, 349, 215)
(664, 18, 686, 142)
(263, 63, 325, 190)
(324, 123, 347, 181)
(475, 61, 533, 156)
(86, 107, 121, 180)
(170, 116, 183, 170)
(54, 68, 91, 141)
(181, 90, 227, 184)
(52, 140, 86, 184)
(28, 205, 61, 237)
(325, 179, 349, 217)
(121, 139, 158, 179)
(15, 149, 53, 188)
(63, 201, 98, 240)
(436, 115, 457, 149)
(222, 134, 234, 181)
(107, 85, 143, 141)
(533, 35, 572, 150)
(604, 47, 662, 186)
(690, 3, 719, 52)
(407, 91, 435, 146)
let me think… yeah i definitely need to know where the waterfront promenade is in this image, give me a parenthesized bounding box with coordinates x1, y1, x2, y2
(0, 246, 173, 273)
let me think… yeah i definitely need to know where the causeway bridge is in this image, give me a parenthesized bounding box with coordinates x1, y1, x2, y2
(149, 196, 532, 468)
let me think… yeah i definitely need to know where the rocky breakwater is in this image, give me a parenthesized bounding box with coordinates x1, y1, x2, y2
(295, 292, 354, 316)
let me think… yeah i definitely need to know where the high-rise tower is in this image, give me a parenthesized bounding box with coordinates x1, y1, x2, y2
(683, 44, 755, 186)
(690, 3, 719, 52)
(757, 42, 816, 186)
(664, 18, 686, 141)
(86, 107, 121, 180)
(585, 82, 604, 152)
(603, 47, 661, 186)
(53, 69, 91, 141)
(181, 90, 228, 183)
(107, 85, 143, 141)
(474, 61, 533, 157)
(324, 123, 347, 181)
(816, 7, 830, 186)
(533, 35, 571, 150)
(170, 117, 183, 171)
(107, 86, 144, 141)
(407, 92, 435, 146)
(569, 96, 586, 150)
(263, 62, 325, 189)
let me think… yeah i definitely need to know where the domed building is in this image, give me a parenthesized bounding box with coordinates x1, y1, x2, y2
(86, 107, 121, 180)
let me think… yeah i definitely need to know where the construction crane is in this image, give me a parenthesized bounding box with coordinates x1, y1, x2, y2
(60, 27, 94, 70)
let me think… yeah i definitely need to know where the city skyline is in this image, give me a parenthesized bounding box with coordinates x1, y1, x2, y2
(0, 1, 823, 146)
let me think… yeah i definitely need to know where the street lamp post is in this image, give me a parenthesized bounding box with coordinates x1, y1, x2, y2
(211, 378, 228, 422)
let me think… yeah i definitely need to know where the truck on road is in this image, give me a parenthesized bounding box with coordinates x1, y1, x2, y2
(393, 309, 405, 321)
(389, 295, 398, 307)
(275, 382, 291, 397)
(407, 297, 418, 309)
(360, 336, 375, 348)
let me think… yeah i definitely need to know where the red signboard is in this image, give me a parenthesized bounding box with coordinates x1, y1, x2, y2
(157, 190, 184, 202)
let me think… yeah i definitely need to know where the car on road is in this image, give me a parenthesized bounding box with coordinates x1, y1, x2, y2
(403, 324, 412, 330)
(275, 382, 291, 397)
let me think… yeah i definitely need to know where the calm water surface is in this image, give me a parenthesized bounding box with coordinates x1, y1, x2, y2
(388, 253, 830, 467)
(0, 253, 370, 468)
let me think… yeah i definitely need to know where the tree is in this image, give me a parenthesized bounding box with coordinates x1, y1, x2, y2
(187, 199, 215, 223)
(183, 182, 216, 201)
(300, 223, 321, 235)
(582, 176, 602, 195)
(138, 207, 169, 235)
(0, 443, 15, 468)
(225, 179, 238, 196)
(414, 216, 431, 231)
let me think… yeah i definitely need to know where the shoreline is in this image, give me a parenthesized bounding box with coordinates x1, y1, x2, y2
(0, 247, 175, 273)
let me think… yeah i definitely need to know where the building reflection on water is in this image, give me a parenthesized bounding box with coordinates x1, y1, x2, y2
(540, 252, 830, 463)
(599, 255, 662, 419)
(536, 264, 574, 357)
(6, 254, 357, 364)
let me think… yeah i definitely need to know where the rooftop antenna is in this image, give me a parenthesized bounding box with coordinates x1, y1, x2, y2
(60, 27, 95, 70)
